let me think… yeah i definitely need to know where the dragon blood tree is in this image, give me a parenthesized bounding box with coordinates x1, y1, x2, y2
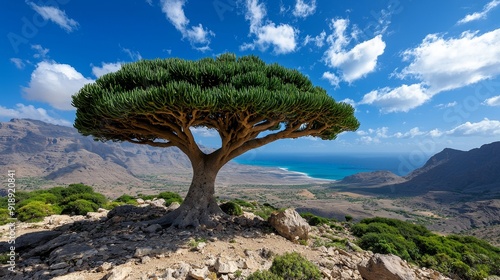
(72, 53, 359, 227)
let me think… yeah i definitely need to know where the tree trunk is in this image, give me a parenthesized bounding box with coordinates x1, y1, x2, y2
(153, 158, 225, 228)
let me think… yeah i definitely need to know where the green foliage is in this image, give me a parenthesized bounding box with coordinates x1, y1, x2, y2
(0, 209, 10, 225)
(17, 201, 55, 222)
(345, 215, 353, 222)
(220, 201, 243, 216)
(300, 212, 331, 226)
(233, 198, 255, 209)
(114, 194, 138, 205)
(62, 192, 107, 207)
(269, 252, 322, 280)
(246, 270, 283, 280)
(73, 53, 359, 147)
(62, 199, 99, 215)
(157, 191, 183, 206)
(352, 217, 500, 279)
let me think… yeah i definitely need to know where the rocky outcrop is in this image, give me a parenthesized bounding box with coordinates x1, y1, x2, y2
(0, 206, 452, 280)
(358, 254, 416, 280)
(268, 208, 311, 241)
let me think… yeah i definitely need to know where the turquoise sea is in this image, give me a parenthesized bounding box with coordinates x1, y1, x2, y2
(234, 153, 423, 180)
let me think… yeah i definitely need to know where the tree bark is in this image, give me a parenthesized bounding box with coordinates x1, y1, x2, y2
(152, 158, 225, 228)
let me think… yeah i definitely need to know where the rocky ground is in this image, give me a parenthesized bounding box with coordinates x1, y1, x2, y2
(1, 200, 453, 280)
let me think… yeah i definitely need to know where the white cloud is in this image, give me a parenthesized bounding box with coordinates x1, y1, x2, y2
(322, 71, 340, 88)
(458, 0, 500, 24)
(10, 58, 25, 69)
(303, 31, 326, 47)
(339, 98, 356, 107)
(323, 19, 386, 84)
(447, 118, 500, 136)
(191, 127, 217, 137)
(92, 62, 122, 78)
(293, 0, 316, 18)
(393, 127, 425, 138)
(242, 0, 298, 54)
(32, 44, 49, 58)
(160, 0, 215, 51)
(400, 29, 500, 94)
(145, 0, 153, 6)
(22, 61, 94, 110)
(484, 95, 500, 106)
(360, 83, 430, 113)
(27, 2, 79, 32)
(435, 101, 458, 109)
(121, 47, 142, 61)
(0, 104, 71, 126)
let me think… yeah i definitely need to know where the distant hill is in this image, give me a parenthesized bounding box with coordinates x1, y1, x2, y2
(0, 119, 322, 194)
(337, 141, 500, 197)
(0, 118, 191, 188)
(396, 142, 500, 195)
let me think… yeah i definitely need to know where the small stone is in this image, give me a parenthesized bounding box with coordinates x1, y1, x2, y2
(97, 262, 113, 272)
(143, 224, 162, 233)
(50, 262, 69, 270)
(215, 258, 239, 274)
(141, 256, 151, 264)
(189, 267, 209, 280)
(106, 266, 133, 280)
(134, 247, 153, 257)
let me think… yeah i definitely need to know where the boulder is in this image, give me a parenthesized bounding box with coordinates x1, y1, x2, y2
(268, 208, 310, 241)
(358, 254, 416, 280)
(106, 266, 133, 280)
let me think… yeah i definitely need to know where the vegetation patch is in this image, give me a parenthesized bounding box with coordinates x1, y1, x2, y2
(246, 252, 321, 280)
(352, 217, 500, 280)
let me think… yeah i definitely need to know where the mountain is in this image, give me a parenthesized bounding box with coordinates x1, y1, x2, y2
(0, 118, 192, 189)
(336, 141, 500, 197)
(0, 119, 322, 196)
(395, 142, 500, 195)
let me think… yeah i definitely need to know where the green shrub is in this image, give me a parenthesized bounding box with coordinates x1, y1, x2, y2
(17, 201, 55, 222)
(114, 194, 138, 205)
(300, 212, 331, 226)
(0, 209, 10, 225)
(157, 191, 183, 206)
(246, 270, 283, 280)
(269, 252, 321, 280)
(345, 215, 353, 222)
(220, 201, 243, 216)
(62, 193, 107, 207)
(352, 217, 500, 279)
(233, 198, 255, 208)
(62, 199, 99, 215)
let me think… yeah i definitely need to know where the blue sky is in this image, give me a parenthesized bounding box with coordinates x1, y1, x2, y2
(1, 0, 500, 160)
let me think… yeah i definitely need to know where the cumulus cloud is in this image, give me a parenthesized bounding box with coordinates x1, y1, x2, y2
(31, 44, 49, 58)
(0, 104, 71, 126)
(393, 127, 425, 138)
(242, 0, 298, 54)
(458, 0, 500, 24)
(435, 102, 458, 109)
(363, 29, 500, 113)
(323, 19, 386, 84)
(160, 0, 215, 51)
(10, 58, 25, 69)
(322, 71, 340, 88)
(400, 30, 500, 94)
(92, 62, 122, 78)
(484, 95, 500, 106)
(303, 31, 326, 47)
(27, 2, 79, 32)
(447, 118, 500, 136)
(22, 61, 94, 110)
(360, 84, 430, 113)
(293, 0, 316, 18)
